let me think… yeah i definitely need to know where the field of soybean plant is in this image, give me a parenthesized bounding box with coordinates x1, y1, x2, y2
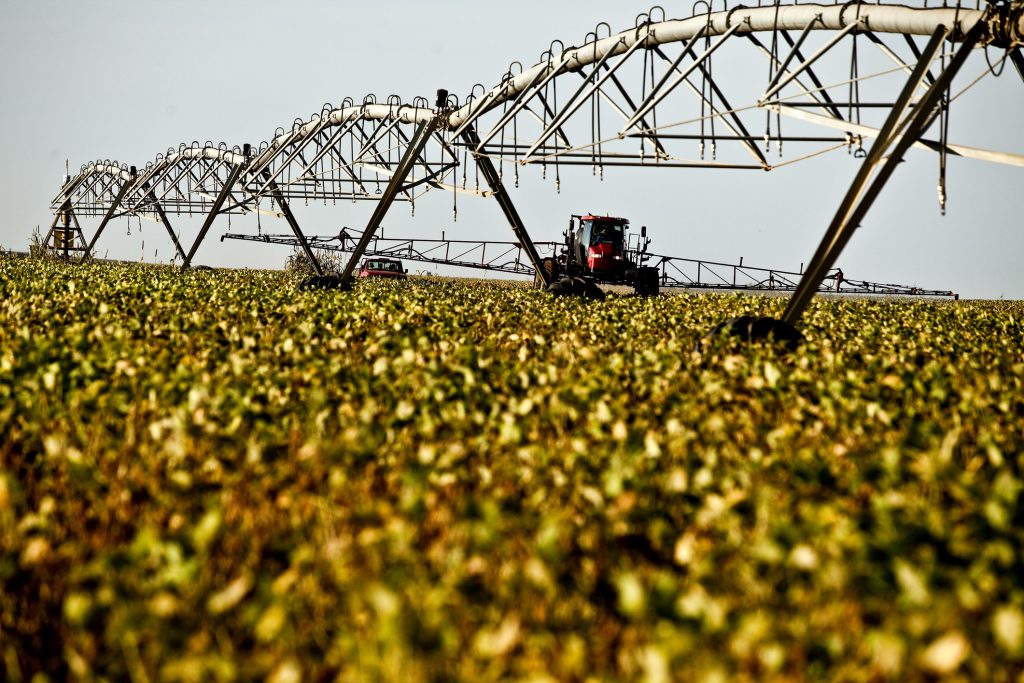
(1, 257, 1022, 682)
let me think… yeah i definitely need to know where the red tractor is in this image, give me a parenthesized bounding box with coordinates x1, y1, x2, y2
(536, 214, 660, 296)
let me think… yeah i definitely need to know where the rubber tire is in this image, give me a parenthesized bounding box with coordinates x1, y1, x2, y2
(633, 266, 659, 296)
(545, 276, 574, 296)
(298, 275, 351, 292)
(546, 276, 606, 301)
(534, 257, 558, 289)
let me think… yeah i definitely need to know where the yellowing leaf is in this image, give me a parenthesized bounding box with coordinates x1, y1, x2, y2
(919, 631, 969, 674)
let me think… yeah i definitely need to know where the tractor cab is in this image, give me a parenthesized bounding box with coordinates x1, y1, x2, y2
(568, 214, 629, 275)
(545, 212, 657, 295)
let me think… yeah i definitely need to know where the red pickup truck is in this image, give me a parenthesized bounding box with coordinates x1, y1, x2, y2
(358, 257, 407, 280)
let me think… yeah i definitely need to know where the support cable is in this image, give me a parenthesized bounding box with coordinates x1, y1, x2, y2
(766, 0, 782, 151)
(552, 50, 562, 190)
(848, 3, 863, 128)
(706, 4, 718, 159)
(938, 2, 963, 216)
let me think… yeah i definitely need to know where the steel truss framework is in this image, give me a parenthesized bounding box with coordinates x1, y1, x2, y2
(48, 1, 1023, 321)
(223, 230, 958, 298)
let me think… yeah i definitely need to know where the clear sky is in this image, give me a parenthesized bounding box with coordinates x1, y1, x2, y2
(2, 0, 1022, 298)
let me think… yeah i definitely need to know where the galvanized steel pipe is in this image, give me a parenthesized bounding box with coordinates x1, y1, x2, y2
(445, 4, 1001, 129)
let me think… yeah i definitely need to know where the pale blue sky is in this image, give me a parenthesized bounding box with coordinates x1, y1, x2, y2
(2, 0, 1022, 298)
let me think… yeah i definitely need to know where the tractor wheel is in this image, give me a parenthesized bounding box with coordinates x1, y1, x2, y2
(581, 279, 606, 300)
(545, 276, 574, 296)
(633, 266, 659, 296)
(298, 275, 351, 292)
(534, 257, 558, 289)
(318, 275, 350, 291)
(546, 276, 606, 301)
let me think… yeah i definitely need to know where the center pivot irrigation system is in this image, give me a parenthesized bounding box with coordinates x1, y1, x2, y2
(46, 1, 1023, 332)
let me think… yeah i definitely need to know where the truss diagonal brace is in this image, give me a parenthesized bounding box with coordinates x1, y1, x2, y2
(80, 172, 136, 262)
(50, 172, 84, 209)
(650, 45, 768, 167)
(624, 23, 742, 133)
(339, 114, 440, 282)
(765, 20, 821, 95)
(761, 20, 862, 103)
(141, 182, 188, 263)
(1012, 47, 1024, 83)
(462, 125, 551, 286)
(782, 20, 983, 326)
(599, 70, 669, 158)
(453, 52, 574, 142)
(182, 150, 250, 269)
(523, 34, 648, 160)
(263, 170, 324, 277)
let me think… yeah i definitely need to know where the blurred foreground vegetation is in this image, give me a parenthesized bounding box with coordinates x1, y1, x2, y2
(1, 259, 1022, 681)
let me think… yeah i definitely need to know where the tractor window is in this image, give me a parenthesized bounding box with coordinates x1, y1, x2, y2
(590, 222, 624, 246)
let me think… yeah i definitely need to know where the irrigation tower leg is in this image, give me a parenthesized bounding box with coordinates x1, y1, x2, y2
(80, 175, 135, 263)
(781, 22, 982, 326)
(182, 161, 248, 270)
(46, 174, 86, 253)
(339, 117, 439, 281)
(1011, 48, 1024, 83)
(143, 184, 188, 263)
(461, 125, 551, 286)
(264, 171, 324, 277)
(42, 203, 67, 253)
(68, 209, 85, 254)
(61, 208, 72, 257)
